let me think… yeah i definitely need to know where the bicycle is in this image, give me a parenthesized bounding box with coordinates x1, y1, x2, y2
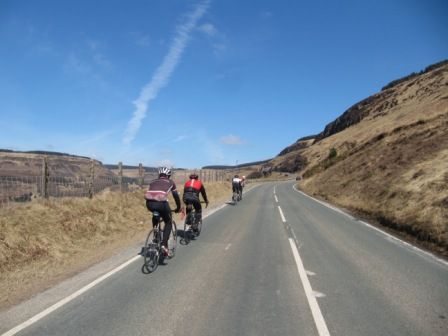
(180, 203, 204, 245)
(232, 189, 242, 203)
(142, 211, 177, 273)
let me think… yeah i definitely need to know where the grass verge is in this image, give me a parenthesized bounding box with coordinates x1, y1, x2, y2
(0, 182, 231, 310)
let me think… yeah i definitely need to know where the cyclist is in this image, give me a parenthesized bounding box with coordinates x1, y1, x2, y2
(145, 167, 181, 257)
(232, 174, 243, 201)
(241, 175, 246, 190)
(183, 172, 209, 231)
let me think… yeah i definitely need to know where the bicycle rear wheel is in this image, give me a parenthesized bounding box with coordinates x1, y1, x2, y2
(168, 220, 177, 257)
(195, 219, 202, 237)
(181, 214, 192, 245)
(143, 228, 160, 273)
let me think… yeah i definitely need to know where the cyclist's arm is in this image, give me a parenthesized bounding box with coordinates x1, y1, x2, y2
(170, 181, 181, 210)
(200, 185, 209, 203)
(172, 190, 181, 210)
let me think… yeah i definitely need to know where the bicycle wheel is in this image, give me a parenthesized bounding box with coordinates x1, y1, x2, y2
(181, 214, 192, 244)
(195, 218, 202, 237)
(143, 228, 160, 273)
(168, 220, 177, 257)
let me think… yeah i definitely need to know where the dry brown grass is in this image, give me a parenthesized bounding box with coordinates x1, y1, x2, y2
(0, 182, 230, 310)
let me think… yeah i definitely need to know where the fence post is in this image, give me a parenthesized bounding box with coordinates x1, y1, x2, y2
(41, 157, 49, 199)
(118, 161, 123, 192)
(88, 159, 95, 198)
(138, 163, 143, 188)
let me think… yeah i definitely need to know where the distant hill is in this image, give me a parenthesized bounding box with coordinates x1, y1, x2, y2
(270, 60, 448, 254)
(0, 150, 112, 178)
(0, 149, 94, 162)
(104, 164, 158, 172)
(202, 159, 271, 170)
(312, 59, 448, 143)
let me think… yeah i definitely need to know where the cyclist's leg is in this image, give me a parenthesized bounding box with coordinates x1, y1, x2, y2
(146, 200, 161, 227)
(184, 199, 193, 224)
(193, 198, 202, 222)
(160, 202, 172, 248)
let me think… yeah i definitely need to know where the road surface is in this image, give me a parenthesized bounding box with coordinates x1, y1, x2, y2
(2, 182, 447, 335)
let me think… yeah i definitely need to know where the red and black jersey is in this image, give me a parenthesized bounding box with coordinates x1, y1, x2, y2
(183, 179, 208, 203)
(145, 176, 181, 209)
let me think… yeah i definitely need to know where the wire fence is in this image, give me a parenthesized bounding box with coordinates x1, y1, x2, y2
(0, 156, 229, 206)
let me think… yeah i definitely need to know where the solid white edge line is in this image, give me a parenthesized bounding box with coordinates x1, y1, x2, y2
(2, 187, 254, 336)
(289, 238, 330, 336)
(358, 220, 448, 267)
(292, 184, 353, 219)
(292, 184, 448, 268)
(278, 206, 286, 223)
(1, 255, 140, 336)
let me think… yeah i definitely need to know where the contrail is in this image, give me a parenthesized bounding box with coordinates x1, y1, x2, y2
(123, 0, 210, 145)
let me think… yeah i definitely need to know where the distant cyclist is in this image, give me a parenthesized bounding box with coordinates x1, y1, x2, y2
(241, 175, 246, 189)
(232, 174, 243, 200)
(183, 172, 209, 229)
(145, 167, 181, 257)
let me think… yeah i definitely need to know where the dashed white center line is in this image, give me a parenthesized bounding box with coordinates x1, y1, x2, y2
(225, 243, 232, 251)
(277, 206, 286, 222)
(289, 238, 331, 336)
(274, 195, 279, 203)
(277, 203, 330, 336)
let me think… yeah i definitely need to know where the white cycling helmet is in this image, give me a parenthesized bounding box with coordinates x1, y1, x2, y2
(158, 167, 172, 177)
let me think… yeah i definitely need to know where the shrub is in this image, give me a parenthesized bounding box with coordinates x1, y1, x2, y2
(328, 148, 337, 159)
(247, 171, 263, 179)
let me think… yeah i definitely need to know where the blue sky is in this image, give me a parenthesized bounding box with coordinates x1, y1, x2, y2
(1, 0, 447, 168)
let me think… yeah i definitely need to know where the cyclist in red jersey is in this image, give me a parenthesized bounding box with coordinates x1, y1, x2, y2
(183, 172, 209, 227)
(145, 167, 181, 257)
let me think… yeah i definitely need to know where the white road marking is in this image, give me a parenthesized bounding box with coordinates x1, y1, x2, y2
(292, 183, 448, 268)
(274, 195, 279, 203)
(312, 291, 326, 298)
(225, 243, 232, 251)
(362, 221, 448, 267)
(292, 184, 353, 220)
(1, 255, 141, 336)
(278, 206, 286, 223)
(306, 270, 316, 276)
(289, 238, 331, 336)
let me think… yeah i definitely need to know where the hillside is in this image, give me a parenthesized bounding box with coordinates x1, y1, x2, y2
(272, 61, 448, 254)
(0, 151, 118, 203)
(0, 151, 114, 178)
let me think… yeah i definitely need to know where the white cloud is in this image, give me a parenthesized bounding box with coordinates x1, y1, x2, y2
(65, 52, 109, 90)
(123, 0, 211, 145)
(174, 135, 189, 142)
(130, 32, 151, 47)
(212, 42, 227, 54)
(155, 159, 174, 168)
(220, 134, 244, 145)
(198, 23, 217, 36)
(87, 40, 111, 68)
(261, 10, 273, 19)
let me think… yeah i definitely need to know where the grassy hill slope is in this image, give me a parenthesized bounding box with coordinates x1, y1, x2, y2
(274, 61, 448, 253)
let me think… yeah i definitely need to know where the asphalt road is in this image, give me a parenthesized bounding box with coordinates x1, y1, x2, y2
(3, 182, 448, 336)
